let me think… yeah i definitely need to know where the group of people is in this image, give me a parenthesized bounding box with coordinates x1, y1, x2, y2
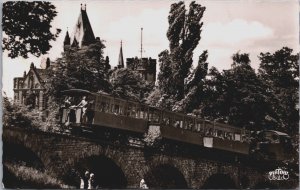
(79, 171, 148, 189)
(63, 96, 94, 124)
(80, 171, 96, 189)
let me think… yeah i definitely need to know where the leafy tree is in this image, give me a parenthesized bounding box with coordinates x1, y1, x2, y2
(199, 52, 277, 130)
(149, 1, 206, 110)
(167, 1, 206, 100)
(47, 40, 111, 100)
(173, 50, 208, 112)
(110, 68, 153, 102)
(2, 1, 61, 58)
(258, 47, 299, 133)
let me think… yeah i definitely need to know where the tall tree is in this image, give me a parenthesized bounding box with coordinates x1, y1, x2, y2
(258, 47, 299, 133)
(167, 1, 206, 100)
(149, 1, 206, 111)
(2, 1, 61, 58)
(173, 50, 208, 112)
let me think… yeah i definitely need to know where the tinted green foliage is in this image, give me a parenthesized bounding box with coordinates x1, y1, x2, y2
(2, 1, 61, 58)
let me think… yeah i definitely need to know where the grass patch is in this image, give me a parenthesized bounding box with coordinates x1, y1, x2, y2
(4, 162, 75, 189)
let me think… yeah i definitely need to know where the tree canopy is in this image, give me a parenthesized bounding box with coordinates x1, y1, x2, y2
(46, 40, 111, 100)
(110, 68, 153, 102)
(2, 1, 61, 58)
(148, 1, 207, 111)
(258, 47, 299, 133)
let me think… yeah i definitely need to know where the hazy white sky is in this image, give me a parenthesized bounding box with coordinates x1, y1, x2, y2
(2, 0, 299, 97)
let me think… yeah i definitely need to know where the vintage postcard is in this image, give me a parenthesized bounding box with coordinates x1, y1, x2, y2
(2, 0, 299, 189)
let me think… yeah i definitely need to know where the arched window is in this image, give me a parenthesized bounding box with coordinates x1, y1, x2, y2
(28, 73, 34, 89)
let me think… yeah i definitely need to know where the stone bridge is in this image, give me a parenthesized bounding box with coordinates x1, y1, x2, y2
(3, 127, 296, 189)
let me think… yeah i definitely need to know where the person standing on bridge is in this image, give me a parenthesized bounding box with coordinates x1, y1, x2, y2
(78, 96, 88, 123)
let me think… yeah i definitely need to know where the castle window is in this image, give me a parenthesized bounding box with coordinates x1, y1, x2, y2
(28, 74, 34, 89)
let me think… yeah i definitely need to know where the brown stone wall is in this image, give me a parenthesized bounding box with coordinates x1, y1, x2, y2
(3, 127, 297, 189)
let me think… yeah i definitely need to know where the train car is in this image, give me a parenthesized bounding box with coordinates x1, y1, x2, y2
(59, 89, 292, 159)
(159, 112, 250, 155)
(250, 130, 293, 161)
(60, 89, 148, 133)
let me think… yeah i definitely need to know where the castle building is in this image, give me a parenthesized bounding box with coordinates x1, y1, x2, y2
(13, 4, 157, 109)
(13, 62, 49, 110)
(117, 41, 157, 83)
(13, 4, 97, 110)
(63, 4, 96, 48)
(126, 57, 156, 83)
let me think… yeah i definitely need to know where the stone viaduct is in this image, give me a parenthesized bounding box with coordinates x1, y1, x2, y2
(3, 126, 297, 189)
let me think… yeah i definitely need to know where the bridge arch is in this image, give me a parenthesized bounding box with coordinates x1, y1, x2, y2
(144, 164, 188, 188)
(201, 173, 236, 189)
(71, 155, 127, 188)
(3, 141, 44, 170)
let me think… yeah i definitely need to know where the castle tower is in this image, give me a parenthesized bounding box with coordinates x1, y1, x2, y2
(63, 30, 70, 51)
(70, 4, 96, 48)
(118, 41, 124, 68)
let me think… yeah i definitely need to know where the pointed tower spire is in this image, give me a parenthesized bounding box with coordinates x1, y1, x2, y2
(71, 4, 96, 47)
(118, 40, 124, 68)
(64, 28, 70, 46)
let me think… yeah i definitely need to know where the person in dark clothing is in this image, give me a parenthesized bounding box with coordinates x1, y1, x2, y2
(80, 171, 90, 189)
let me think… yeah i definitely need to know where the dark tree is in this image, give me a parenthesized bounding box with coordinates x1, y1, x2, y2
(2, 1, 61, 58)
(199, 52, 277, 130)
(258, 47, 299, 133)
(110, 68, 153, 102)
(173, 50, 208, 112)
(167, 1, 206, 100)
(47, 40, 111, 100)
(148, 1, 206, 110)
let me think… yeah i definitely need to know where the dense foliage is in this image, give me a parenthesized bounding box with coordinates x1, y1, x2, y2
(199, 52, 278, 131)
(110, 68, 153, 102)
(148, 1, 207, 111)
(258, 47, 299, 133)
(2, 1, 60, 58)
(46, 40, 111, 100)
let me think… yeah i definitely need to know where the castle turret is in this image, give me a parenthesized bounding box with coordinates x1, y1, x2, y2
(118, 41, 124, 68)
(63, 30, 70, 51)
(70, 4, 96, 48)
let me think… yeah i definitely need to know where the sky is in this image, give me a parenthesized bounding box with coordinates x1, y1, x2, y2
(2, 0, 299, 98)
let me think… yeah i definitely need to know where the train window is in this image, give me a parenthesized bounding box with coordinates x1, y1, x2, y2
(149, 108, 160, 123)
(127, 102, 138, 118)
(173, 114, 184, 128)
(112, 99, 119, 114)
(217, 130, 224, 139)
(195, 120, 201, 132)
(225, 132, 233, 140)
(205, 128, 213, 136)
(162, 112, 172, 126)
(184, 117, 194, 130)
(98, 96, 110, 113)
(140, 105, 148, 119)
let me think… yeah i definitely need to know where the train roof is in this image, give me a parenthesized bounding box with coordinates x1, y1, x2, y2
(264, 130, 289, 136)
(61, 89, 95, 96)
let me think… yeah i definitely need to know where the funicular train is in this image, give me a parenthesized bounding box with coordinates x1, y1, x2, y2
(60, 89, 293, 161)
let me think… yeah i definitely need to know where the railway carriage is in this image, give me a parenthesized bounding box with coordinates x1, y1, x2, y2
(60, 89, 292, 160)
